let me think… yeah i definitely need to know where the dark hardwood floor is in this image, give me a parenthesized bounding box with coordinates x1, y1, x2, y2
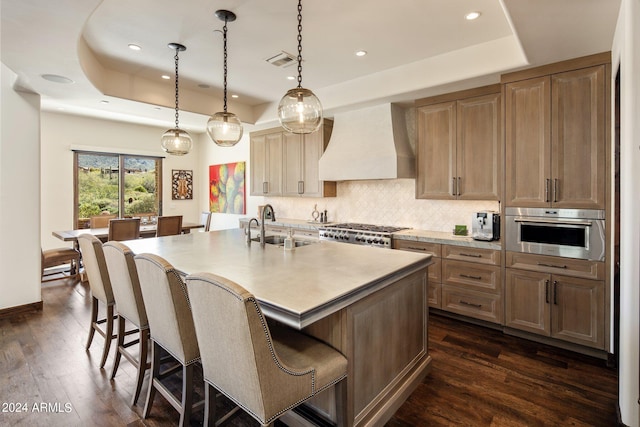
(0, 278, 619, 426)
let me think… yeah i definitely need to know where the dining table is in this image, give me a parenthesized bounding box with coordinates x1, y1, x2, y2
(52, 221, 204, 249)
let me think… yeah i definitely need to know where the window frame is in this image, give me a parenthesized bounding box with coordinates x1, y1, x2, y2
(73, 150, 164, 229)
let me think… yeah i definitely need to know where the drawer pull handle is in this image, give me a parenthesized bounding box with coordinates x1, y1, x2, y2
(459, 253, 482, 258)
(407, 246, 428, 252)
(545, 280, 550, 304)
(553, 280, 558, 305)
(537, 262, 567, 269)
(460, 274, 482, 280)
(460, 300, 482, 308)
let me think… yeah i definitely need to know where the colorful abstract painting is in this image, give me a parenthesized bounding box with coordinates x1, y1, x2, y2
(209, 162, 245, 214)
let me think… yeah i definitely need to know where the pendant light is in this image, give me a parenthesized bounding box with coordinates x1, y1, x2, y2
(161, 43, 193, 155)
(277, 0, 322, 134)
(207, 10, 243, 147)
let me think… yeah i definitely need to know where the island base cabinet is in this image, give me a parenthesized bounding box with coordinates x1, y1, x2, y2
(505, 270, 605, 349)
(301, 268, 431, 427)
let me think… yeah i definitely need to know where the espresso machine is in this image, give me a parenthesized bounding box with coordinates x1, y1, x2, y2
(472, 211, 500, 241)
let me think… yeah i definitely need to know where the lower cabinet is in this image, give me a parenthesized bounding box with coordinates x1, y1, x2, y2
(505, 251, 605, 350)
(393, 240, 442, 308)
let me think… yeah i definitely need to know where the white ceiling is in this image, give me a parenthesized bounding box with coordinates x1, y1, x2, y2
(1, 0, 621, 132)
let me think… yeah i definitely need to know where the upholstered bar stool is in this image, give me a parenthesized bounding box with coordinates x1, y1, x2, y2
(77, 234, 116, 368)
(155, 215, 183, 237)
(102, 241, 150, 406)
(134, 253, 202, 427)
(200, 211, 212, 232)
(185, 272, 348, 427)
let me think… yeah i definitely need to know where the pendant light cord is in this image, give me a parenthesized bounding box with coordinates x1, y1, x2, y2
(223, 17, 229, 113)
(296, 0, 303, 89)
(174, 49, 180, 129)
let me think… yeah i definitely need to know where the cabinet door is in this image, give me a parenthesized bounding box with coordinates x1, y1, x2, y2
(505, 269, 551, 336)
(250, 134, 267, 196)
(265, 132, 283, 195)
(416, 102, 456, 199)
(282, 132, 303, 196)
(456, 93, 501, 200)
(551, 275, 605, 349)
(504, 76, 551, 207)
(302, 128, 324, 197)
(551, 65, 606, 209)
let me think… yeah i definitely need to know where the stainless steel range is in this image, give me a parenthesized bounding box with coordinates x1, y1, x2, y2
(319, 223, 409, 248)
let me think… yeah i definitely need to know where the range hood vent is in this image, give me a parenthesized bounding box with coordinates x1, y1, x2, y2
(319, 103, 415, 181)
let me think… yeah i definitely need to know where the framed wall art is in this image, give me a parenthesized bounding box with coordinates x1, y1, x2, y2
(209, 162, 245, 214)
(172, 169, 193, 200)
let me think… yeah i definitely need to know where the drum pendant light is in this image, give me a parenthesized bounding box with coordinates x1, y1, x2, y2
(277, 0, 322, 134)
(207, 10, 243, 147)
(161, 43, 193, 155)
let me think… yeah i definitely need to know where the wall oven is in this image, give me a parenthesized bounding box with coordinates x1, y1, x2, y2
(505, 208, 605, 261)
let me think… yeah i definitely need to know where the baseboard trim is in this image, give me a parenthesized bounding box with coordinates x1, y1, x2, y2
(0, 301, 43, 319)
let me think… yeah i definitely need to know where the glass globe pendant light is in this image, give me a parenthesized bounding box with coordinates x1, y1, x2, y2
(278, 0, 322, 134)
(207, 10, 243, 147)
(161, 43, 193, 155)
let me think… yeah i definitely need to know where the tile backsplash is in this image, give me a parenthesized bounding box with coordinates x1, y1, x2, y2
(265, 179, 499, 232)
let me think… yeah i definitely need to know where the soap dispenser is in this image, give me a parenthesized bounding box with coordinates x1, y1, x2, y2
(284, 229, 294, 250)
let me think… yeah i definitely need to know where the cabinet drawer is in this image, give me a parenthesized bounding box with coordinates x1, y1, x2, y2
(443, 245, 500, 265)
(427, 257, 441, 282)
(428, 282, 442, 309)
(442, 285, 503, 324)
(393, 240, 442, 257)
(443, 260, 501, 293)
(506, 251, 605, 281)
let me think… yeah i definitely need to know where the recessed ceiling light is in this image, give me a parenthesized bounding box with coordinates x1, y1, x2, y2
(465, 11, 481, 20)
(231, 94, 239, 98)
(154, 107, 162, 111)
(161, 75, 171, 80)
(41, 74, 74, 84)
(128, 44, 141, 51)
(355, 50, 367, 57)
(286, 76, 296, 81)
(198, 83, 210, 89)
(100, 100, 109, 104)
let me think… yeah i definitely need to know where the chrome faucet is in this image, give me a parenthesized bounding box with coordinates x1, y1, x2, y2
(260, 204, 276, 247)
(246, 217, 259, 245)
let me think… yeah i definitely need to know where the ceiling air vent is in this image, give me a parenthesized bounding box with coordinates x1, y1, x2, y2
(265, 51, 297, 68)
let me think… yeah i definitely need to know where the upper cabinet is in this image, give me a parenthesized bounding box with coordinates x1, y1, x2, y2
(504, 63, 607, 209)
(250, 120, 336, 198)
(415, 86, 501, 200)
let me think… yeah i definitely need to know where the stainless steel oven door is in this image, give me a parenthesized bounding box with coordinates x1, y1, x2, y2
(505, 208, 605, 261)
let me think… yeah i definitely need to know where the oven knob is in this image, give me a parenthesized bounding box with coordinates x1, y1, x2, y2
(372, 238, 380, 244)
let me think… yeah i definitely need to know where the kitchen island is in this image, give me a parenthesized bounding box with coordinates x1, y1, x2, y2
(123, 228, 433, 426)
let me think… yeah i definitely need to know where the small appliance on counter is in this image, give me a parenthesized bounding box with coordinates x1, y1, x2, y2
(472, 211, 500, 241)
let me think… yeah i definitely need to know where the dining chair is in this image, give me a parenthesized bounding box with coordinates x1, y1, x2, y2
(77, 234, 116, 369)
(200, 211, 212, 232)
(185, 272, 348, 427)
(134, 253, 202, 427)
(102, 241, 150, 406)
(41, 246, 81, 282)
(155, 215, 183, 237)
(108, 218, 141, 241)
(90, 213, 117, 229)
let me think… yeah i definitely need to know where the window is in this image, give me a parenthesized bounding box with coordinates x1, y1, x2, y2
(74, 151, 163, 229)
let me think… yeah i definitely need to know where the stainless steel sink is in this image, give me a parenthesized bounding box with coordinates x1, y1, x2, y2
(251, 235, 315, 247)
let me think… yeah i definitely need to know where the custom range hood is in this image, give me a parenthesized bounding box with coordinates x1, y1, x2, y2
(319, 103, 415, 181)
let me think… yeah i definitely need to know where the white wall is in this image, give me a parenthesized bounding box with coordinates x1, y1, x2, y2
(614, 0, 640, 425)
(1, 63, 42, 310)
(40, 112, 201, 250)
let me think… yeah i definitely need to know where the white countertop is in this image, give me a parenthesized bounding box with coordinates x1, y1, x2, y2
(122, 228, 432, 328)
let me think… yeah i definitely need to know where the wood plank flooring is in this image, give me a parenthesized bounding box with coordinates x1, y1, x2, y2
(0, 278, 619, 426)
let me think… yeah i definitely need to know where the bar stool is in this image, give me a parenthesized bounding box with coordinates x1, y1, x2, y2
(134, 253, 201, 427)
(185, 272, 348, 427)
(77, 234, 116, 369)
(102, 241, 150, 406)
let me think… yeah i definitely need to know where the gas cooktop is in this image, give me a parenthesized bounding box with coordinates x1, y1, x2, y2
(321, 223, 409, 233)
(319, 223, 409, 248)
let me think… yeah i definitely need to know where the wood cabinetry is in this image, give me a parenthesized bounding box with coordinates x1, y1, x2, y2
(504, 65, 606, 209)
(393, 240, 502, 324)
(250, 121, 336, 198)
(415, 85, 501, 201)
(441, 245, 502, 324)
(393, 240, 442, 308)
(505, 251, 605, 349)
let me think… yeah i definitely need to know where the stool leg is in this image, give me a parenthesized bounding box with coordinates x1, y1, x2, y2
(99, 305, 114, 368)
(179, 364, 194, 427)
(110, 316, 126, 379)
(85, 297, 98, 350)
(204, 383, 217, 427)
(131, 328, 150, 406)
(143, 340, 160, 418)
